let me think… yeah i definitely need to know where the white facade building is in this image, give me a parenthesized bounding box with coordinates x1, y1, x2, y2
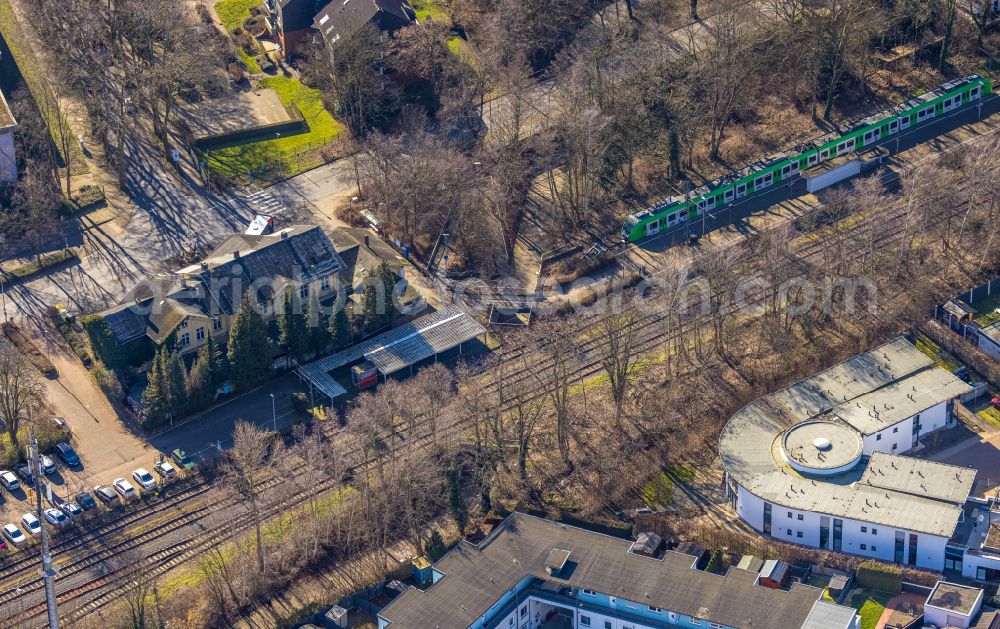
(720, 337, 976, 572)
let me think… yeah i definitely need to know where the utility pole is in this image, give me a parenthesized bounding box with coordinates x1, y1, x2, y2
(29, 420, 59, 628)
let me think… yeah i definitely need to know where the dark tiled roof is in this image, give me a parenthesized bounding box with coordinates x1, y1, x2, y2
(313, 0, 413, 44)
(379, 512, 837, 629)
(101, 303, 150, 344)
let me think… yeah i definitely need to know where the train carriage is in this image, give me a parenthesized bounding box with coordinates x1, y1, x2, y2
(622, 74, 993, 244)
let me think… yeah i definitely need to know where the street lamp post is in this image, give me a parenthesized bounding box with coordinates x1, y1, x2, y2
(269, 393, 276, 432)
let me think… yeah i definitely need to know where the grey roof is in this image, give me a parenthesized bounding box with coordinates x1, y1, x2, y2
(298, 306, 485, 398)
(102, 225, 344, 346)
(313, 0, 412, 44)
(943, 299, 975, 319)
(800, 599, 862, 629)
(981, 320, 1000, 345)
(378, 512, 855, 629)
(860, 452, 975, 504)
(720, 337, 974, 538)
(926, 581, 983, 615)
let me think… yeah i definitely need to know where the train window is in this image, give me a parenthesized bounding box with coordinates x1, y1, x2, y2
(888, 120, 899, 132)
(736, 184, 747, 197)
(971, 87, 980, 100)
(724, 189, 734, 202)
(820, 149, 830, 160)
(807, 154, 817, 165)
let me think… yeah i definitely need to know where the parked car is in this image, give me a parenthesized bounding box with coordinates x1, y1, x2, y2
(43, 508, 68, 527)
(0, 471, 19, 492)
(40, 456, 56, 475)
(132, 468, 156, 490)
(15, 464, 33, 485)
(112, 478, 137, 500)
(58, 501, 82, 518)
(2, 524, 25, 546)
(0, 537, 6, 550)
(54, 443, 80, 467)
(171, 449, 195, 470)
(21, 513, 41, 536)
(153, 461, 177, 480)
(991, 396, 1000, 410)
(75, 492, 97, 511)
(93, 485, 120, 506)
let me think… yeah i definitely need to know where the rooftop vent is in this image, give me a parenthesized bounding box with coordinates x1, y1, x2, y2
(813, 437, 832, 451)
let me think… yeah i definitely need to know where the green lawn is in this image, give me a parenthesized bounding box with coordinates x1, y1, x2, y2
(0, 0, 87, 176)
(215, 0, 261, 31)
(850, 590, 892, 629)
(203, 75, 343, 183)
(448, 37, 481, 70)
(410, 0, 448, 21)
(914, 334, 963, 371)
(978, 405, 1000, 430)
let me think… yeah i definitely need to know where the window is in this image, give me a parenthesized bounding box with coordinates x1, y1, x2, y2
(787, 511, 793, 519)
(179, 320, 188, 329)
(871, 545, 877, 552)
(796, 531, 803, 538)
(797, 514, 804, 521)
(581, 589, 597, 596)
(787, 529, 793, 536)
(892, 444, 898, 451)
(889, 120, 899, 132)
(300, 284, 309, 300)
(580, 616, 591, 627)
(605, 623, 612, 629)
(820, 149, 830, 160)
(321, 275, 330, 291)
(807, 153, 818, 165)
(196, 327, 205, 342)
(861, 544, 867, 551)
(648, 606, 662, 613)
(872, 528, 878, 535)
(893, 426, 899, 433)
(971, 87, 981, 99)
(876, 434, 882, 441)
(520, 605, 526, 617)
(180, 333, 190, 347)
(213, 319, 223, 331)
(861, 526, 867, 533)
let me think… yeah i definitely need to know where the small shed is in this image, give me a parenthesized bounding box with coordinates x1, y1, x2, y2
(759, 559, 789, 589)
(736, 555, 764, 573)
(630, 532, 664, 558)
(943, 299, 976, 328)
(674, 541, 708, 569)
(827, 574, 851, 602)
(321, 605, 349, 628)
(412, 556, 432, 585)
(385, 580, 409, 600)
(924, 581, 984, 629)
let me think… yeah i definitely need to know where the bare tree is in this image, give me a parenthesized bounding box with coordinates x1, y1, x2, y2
(536, 319, 580, 467)
(222, 421, 279, 575)
(0, 343, 44, 451)
(593, 310, 642, 428)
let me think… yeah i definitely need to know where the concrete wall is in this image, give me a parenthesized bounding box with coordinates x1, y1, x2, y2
(978, 332, 1000, 362)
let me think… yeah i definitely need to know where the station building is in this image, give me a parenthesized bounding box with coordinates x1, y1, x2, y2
(720, 337, 977, 572)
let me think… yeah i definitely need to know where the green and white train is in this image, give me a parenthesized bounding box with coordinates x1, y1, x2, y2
(621, 74, 994, 244)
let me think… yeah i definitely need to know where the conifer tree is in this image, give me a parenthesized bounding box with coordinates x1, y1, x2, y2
(228, 294, 272, 390)
(167, 351, 187, 417)
(141, 348, 170, 426)
(329, 303, 353, 350)
(307, 290, 330, 354)
(278, 289, 310, 360)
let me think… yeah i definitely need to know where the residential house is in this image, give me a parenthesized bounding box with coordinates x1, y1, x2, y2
(99, 225, 346, 357)
(267, 0, 326, 58)
(377, 511, 861, 629)
(0, 87, 16, 185)
(330, 227, 422, 311)
(313, 0, 414, 64)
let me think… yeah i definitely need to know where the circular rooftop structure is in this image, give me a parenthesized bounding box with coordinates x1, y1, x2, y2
(780, 420, 863, 475)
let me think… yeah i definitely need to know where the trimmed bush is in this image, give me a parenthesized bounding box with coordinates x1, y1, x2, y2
(1, 249, 79, 283)
(855, 561, 902, 594)
(92, 363, 124, 402)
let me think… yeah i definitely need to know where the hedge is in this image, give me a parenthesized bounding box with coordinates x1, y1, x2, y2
(1, 248, 79, 283)
(58, 185, 106, 216)
(81, 314, 154, 370)
(855, 561, 902, 594)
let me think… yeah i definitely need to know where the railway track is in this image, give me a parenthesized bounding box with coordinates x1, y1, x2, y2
(4, 133, 995, 625)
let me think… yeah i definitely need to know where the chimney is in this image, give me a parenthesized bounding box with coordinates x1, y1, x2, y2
(234, 250, 241, 259)
(364, 234, 370, 247)
(281, 231, 288, 239)
(201, 262, 208, 272)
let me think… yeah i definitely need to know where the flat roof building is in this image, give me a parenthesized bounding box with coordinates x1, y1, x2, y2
(924, 581, 986, 629)
(377, 512, 860, 629)
(720, 337, 976, 571)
